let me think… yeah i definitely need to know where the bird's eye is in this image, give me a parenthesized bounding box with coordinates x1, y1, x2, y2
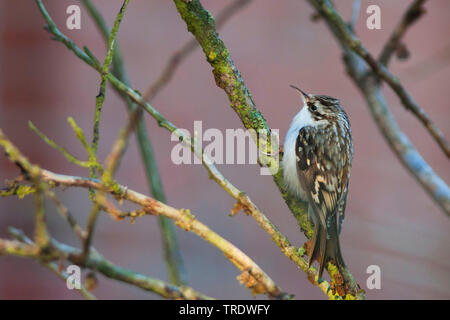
(310, 104, 317, 112)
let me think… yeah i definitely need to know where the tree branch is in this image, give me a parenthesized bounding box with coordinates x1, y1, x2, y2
(80, 0, 188, 286)
(1, 125, 289, 299)
(45, 189, 86, 241)
(171, 0, 313, 239)
(172, 0, 364, 298)
(33, 1, 359, 298)
(349, 0, 360, 30)
(37, 168, 289, 298)
(81, 0, 131, 264)
(0, 232, 212, 300)
(143, 0, 253, 101)
(7, 227, 96, 300)
(378, 0, 427, 66)
(309, 0, 449, 158)
(308, 0, 450, 215)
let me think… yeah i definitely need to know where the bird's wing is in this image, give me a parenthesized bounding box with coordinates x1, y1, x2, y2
(295, 126, 350, 231)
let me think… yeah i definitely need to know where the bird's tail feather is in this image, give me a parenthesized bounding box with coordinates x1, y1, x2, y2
(307, 216, 346, 278)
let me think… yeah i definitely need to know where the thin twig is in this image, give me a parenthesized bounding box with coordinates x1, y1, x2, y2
(67, 117, 96, 161)
(308, 0, 450, 216)
(349, 0, 360, 30)
(7, 228, 96, 300)
(28, 121, 94, 169)
(91, 0, 130, 154)
(1, 231, 212, 300)
(45, 189, 87, 241)
(37, 169, 289, 299)
(103, 108, 141, 179)
(143, 0, 253, 101)
(378, 0, 427, 66)
(0, 127, 50, 248)
(361, 76, 450, 216)
(81, 0, 188, 286)
(172, 0, 364, 298)
(310, 0, 449, 158)
(0, 128, 287, 298)
(34, 2, 350, 299)
(32, 180, 49, 248)
(82, 0, 130, 263)
(400, 43, 450, 82)
(171, 0, 314, 253)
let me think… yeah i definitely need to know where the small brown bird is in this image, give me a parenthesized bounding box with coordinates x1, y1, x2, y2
(282, 85, 353, 278)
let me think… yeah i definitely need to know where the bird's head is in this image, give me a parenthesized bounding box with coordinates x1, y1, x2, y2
(290, 85, 346, 126)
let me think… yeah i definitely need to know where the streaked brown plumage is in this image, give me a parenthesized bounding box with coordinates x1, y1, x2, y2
(283, 85, 353, 278)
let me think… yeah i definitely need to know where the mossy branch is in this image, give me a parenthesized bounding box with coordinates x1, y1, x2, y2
(33, 0, 347, 299)
(82, 0, 131, 263)
(172, 0, 314, 254)
(91, 0, 129, 155)
(1, 228, 211, 300)
(172, 0, 365, 297)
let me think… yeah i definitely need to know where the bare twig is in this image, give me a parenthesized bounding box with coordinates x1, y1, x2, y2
(0, 231, 212, 300)
(81, 0, 188, 285)
(32, 180, 49, 248)
(171, 0, 314, 251)
(143, 0, 253, 101)
(349, 0, 360, 30)
(400, 43, 450, 82)
(1, 126, 288, 298)
(7, 228, 96, 300)
(82, 0, 130, 263)
(28, 121, 96, 169)
(359, 76, 450, 216)
(37, 169, 288, 299)
(308, 0, 450, 216)
(34, 1, 353, 298)
(82, 201, 101, 262)
(172, 0, 364, 298)
(103, 109, 141, 179)
(91, 0, 130, 154)
(0, 127, 50, 248)
(45, 189, 87, 241)
(1, 128, 288, 298)
(309, 0, 449, 158)
(378, 0, 427, 66)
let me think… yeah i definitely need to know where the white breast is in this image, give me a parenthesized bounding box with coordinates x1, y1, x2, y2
(282, 105, 324, 200)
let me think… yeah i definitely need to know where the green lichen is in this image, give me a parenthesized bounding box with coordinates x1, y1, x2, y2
(297, 246, 306, 257)
(110, 181, 122, 195)
(174, 0, 269, 134)
(181, 208, 195, 220)
(208, 50, 217, 61)
(16, 185, 35, 199)
(1, 185, 35, 198)
(174, 0, 316, 273)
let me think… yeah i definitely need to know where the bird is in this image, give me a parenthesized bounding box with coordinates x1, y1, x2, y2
(282, 85, 353, 278)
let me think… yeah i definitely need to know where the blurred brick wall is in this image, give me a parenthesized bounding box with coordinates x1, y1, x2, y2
(0, 0, 449, 299)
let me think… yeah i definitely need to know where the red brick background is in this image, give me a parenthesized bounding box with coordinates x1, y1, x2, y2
(0, 0, 449, 299)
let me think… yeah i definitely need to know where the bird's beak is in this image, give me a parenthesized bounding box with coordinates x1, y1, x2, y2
(289, 85, 310, 104)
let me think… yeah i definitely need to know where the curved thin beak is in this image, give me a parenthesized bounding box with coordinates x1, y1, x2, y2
(289, 85, 310, 104)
